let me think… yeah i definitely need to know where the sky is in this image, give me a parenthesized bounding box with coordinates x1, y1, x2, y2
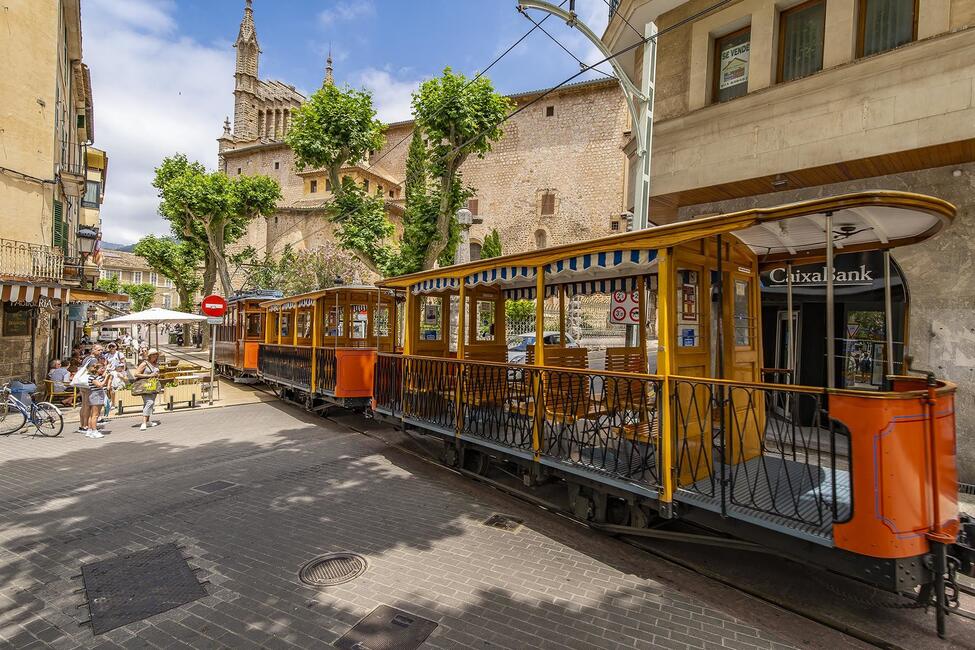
(82, 0, 616, 244)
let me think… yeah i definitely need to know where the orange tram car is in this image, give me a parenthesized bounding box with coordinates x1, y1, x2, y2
(239, 192, 973, 638)
(214, 290, 283, 382)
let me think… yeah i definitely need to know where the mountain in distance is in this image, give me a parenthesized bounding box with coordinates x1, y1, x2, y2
(101, 242, 136, 252)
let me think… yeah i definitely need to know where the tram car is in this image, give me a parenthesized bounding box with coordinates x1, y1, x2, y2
(214, 290, 282, 382)
(243, 191, 972, 638)
(256, 285, 402, 410)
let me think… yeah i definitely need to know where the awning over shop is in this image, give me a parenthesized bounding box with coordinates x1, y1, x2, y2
(0, 282, 70, 303)
(69, 288, 129, 303)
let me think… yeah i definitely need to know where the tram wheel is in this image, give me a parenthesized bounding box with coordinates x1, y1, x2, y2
(462, 449, 490, 476)
(442, 441, 459, 467)
(606, 497, 629, 526)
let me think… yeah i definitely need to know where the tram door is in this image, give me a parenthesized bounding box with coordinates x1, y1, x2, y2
(722, 259, 764, 465)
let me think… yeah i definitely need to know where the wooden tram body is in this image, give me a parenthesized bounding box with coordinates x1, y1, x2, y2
(257, 286, 400, 409)
(214, 291, 282, 381)
(247, 191, 972, 637)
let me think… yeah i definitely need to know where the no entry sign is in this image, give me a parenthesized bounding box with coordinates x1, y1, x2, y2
(201, 294, 228, 318)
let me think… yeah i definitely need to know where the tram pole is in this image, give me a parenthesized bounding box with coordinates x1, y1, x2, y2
(824, 213, 835, 389)
(883, 250, 895, 378)
(786, 262, 794, 383)
(209, 322, 216, 405)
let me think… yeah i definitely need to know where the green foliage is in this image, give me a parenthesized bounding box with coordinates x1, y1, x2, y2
(121, 283, 156, 312)
(133, 235, 202, 312)
(481, 228, 502, 259)
(286, 83, 386, 173)
(412, 68, 513, 268)
(505, 299, 535, 321)
(96, 276, 121, 294)
(152, 153, 281, 295)
(237, 241, 369, 296)
(330, 178, 395, 273)
(390, 131, 436, 275)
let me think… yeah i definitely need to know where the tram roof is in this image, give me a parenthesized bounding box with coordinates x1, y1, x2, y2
(259, 284, 394, 309)
(378, 191, 955, 291)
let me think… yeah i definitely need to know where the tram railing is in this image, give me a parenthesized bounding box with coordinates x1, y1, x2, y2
(315, 348, 337, 393)
(374, 353, 404, 415)
(257, 344, 312, 388)
(671, 376, 850, 529)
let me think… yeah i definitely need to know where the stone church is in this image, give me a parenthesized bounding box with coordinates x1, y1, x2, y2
(218, 0, 631, 268)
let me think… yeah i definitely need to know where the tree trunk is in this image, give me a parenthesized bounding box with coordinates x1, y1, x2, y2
(177, 286, 192, 346)
(205, 222, 234, 295)
(422, 154, 466, 270)
(202, 253, 217, 297)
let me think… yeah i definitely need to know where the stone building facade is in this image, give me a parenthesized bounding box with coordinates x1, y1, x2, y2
(605, 0, 975, 480)
(216, 1, 630, 270)
(99, 250, 184, 310)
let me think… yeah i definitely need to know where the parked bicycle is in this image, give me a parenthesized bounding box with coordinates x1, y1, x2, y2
(0, 382, 64, 437)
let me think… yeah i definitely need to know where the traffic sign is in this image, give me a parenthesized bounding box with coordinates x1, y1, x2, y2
(201, 294, 228, 317)
(206, 316, 224, 325)
(610, 289, 640, 325)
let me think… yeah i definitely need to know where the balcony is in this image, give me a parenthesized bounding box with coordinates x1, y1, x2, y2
(0, 239, 65, 282)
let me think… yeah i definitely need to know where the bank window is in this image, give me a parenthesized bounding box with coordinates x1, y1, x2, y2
(245, 313, 262, 338)
(419, 296, 443, 341)
(374, 305, 390, 338)
(858, 0, 917, 57)
(778, 0, 826, 82)
(734, 279, 752, 346)
(350, 304, 368, 339)
(713, 27, 750, 103)
(476, 301, 496, 341)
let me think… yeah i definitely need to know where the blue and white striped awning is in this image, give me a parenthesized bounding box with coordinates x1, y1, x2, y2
(411, 277, 460, 295)
(297, 298, 315, 308)
(503, 276, 640, 300)
(546, 249, 657, 278)
(465, 265, 536, 288)
(280, 301, 296, 311)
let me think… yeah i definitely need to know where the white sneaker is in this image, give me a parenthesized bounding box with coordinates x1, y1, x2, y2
(140, 423, 147, 431)
(149, 421, 159, 428)
(87, 430, 104, 439)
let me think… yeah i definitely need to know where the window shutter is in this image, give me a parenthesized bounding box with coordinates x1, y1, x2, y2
(467, 199, 478, 216)
(540, 193, 555, 216)
(53, 200, 66, 251)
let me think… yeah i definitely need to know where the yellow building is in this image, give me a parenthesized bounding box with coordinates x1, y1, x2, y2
(0, 0, 112, 384)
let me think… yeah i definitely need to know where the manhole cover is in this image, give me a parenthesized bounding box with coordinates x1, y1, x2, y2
(335, 605, 437, 650)
(483, 514, 523, 532)
(191, 480, 237, 494)
(299, 553, 367, 587)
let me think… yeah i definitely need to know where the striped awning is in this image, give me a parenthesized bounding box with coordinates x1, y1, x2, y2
(267, 304, 280, 313)
(297, 298, 315, 308)
(281, 301, 296, 311)
(545, 249, 657, 278)
(0, 283, 70, 304)
(465, 265, 535, 289)
(503, 276, 640, 300)
(411, 277, 460, 295)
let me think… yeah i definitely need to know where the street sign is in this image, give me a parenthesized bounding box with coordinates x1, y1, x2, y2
(201, 294, 228, 318)
(610, 289, 640, 325)
(206, 316, 223, 325)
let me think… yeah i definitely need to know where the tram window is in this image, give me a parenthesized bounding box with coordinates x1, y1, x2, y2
(327, 306, 344, 337)
(296, 311, 312, 339)
(280, 313, 292, 338)
(374, 305, 390, 337)
(734, 279, 751, 346)
(245, 313, 262, 338)
(677, 269, 700, 347)
(476, 301, 496, 341)
(350, 304, 368, 339)
(420, 296, 443, 341)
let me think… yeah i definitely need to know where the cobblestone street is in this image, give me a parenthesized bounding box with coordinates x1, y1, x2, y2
(0, 399, 865, 650)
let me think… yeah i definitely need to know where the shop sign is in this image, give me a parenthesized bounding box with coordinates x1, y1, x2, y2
(9, 297, 53, 309)
(67, 303, 86, 322)
(767, 264, 874, 287)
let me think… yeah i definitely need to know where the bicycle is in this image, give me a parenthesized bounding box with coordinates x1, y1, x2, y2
(0, 383, 64, 437)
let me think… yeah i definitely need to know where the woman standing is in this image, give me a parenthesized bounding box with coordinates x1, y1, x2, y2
(134, 348, 162, 431)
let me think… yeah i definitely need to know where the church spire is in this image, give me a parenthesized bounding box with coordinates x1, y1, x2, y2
(325, 48, 334, 85)
(233, 0, 261, 141)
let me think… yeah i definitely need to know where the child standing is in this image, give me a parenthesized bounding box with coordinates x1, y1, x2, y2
(86, 363, 108, 439)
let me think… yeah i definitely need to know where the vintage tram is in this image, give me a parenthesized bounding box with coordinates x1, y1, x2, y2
(214, 290, 282, 382)
(248, 191, 973, 637)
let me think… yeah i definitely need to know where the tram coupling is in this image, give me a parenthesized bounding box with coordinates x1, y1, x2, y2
(954, 512, 975, 578)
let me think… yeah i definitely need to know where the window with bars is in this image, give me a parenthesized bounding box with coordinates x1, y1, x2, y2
(778, 0, 826, 82)
(540, 192, 556, 216)
(858, 0, 917, 57)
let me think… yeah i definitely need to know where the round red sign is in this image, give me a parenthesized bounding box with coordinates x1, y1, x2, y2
(200, 294, 228, 317)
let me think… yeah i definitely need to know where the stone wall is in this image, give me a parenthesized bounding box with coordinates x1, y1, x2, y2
(676, 162, 975, 483)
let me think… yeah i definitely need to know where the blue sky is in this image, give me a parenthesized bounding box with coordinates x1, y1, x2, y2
(83, 0, 613, 243)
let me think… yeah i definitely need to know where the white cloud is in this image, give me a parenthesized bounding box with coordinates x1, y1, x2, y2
(355, 68, 423, 124)
(81, 0, 234, 244)
(319, 1, 375, 26)
(560, 0, 614, 77)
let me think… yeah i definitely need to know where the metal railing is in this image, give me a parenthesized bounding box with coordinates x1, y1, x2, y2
(257, 344, 312, 388)
(315, 348, 337, 393)
(0, 238, 64, 281)
(672, 377, 850, 530)
(374, 353, 404, 415)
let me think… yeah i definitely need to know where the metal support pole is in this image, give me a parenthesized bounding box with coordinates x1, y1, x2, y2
(883, 250, 895, 377)
(635, 20, 657, 230)
(824, 213, 835, 389)
(786, 262, 794, 383)
(209, 323, 216, 405)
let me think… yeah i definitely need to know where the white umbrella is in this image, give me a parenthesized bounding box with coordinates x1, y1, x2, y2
(100, 308, 208, 351)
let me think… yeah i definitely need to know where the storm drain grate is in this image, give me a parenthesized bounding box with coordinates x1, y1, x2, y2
(81, 543, 206, 635)
(299, 552, 367, 587)
(483, 514, 524, 532)
(961, 482, 975, 496)
(191, 480, 237, 494)
(335, 605, 438, 650)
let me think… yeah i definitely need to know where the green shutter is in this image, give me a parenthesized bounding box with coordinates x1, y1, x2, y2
(53, 200, 66, 251)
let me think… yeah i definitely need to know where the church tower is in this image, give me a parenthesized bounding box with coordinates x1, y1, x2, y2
(233, 0, 260, 141)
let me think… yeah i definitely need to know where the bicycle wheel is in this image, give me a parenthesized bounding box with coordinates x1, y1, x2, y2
(0, 400, 26, 435)
(31, 402, 63, 437)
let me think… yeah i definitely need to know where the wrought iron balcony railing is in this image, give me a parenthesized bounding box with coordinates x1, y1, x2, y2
(0, 238, 65, 282)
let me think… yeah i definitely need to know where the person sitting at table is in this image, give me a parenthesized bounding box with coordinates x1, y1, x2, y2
(47, 359, 75, 406)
